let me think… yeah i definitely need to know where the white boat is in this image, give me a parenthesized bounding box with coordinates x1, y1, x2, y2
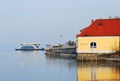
(15, 43, 44, 50)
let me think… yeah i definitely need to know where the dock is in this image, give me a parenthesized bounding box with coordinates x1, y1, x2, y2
(45, 41, 77, 58)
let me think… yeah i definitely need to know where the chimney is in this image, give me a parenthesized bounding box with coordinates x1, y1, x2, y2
(91, 19, 94, 23)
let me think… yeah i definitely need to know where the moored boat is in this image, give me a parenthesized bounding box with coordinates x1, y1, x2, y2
(15, 43, 44, 51)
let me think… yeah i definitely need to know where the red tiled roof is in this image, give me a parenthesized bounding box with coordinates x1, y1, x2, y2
(77, 18, 120, 37)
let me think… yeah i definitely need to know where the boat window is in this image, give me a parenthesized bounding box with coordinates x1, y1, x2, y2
(20, 46, 34, 49)
(90, 42, 97, 48)
(34, 45, 39, 48)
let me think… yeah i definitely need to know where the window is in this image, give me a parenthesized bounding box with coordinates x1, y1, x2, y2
(98, 22, 103, 26)
(90, 42, 97, 48)
(21, 46, 34, 49)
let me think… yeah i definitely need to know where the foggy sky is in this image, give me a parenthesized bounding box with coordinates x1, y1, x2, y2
(0, 0, 120, 46)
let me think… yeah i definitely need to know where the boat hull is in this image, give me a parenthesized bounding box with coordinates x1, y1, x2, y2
(15, 48, 44, 51)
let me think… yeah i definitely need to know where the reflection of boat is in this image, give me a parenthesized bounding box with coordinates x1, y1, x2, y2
(15, 43, 44, 51)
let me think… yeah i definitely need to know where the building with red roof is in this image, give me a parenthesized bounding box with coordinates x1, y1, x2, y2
(77, 18, 120, 60)
(77, 18, 120, 36)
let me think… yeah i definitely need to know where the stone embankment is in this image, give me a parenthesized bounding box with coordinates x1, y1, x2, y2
(77, 51, 120, 62)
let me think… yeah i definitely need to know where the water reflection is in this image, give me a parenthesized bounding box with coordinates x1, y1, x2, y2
(6, 50, 120, 81)
(13, 51, 77, 81)
(16, 51, 42, 69)
(45, 53, 77, 70)
(77, 61, 120, 81)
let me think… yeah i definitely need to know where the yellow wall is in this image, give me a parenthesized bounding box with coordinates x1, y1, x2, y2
(77, 36, 120, 53)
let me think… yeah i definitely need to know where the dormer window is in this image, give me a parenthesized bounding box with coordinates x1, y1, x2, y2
(98, 22, 103, 26)
(84, 34, 88, 36)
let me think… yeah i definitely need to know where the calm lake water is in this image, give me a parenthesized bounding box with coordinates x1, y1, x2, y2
(0, 48, 77, 81)
(0, 48, 120, 81)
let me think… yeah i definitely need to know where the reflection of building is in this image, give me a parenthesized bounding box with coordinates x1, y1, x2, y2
(77, 62, 120, 81)
(76, 18, 120, 60)
(45, 53, 77, 66)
